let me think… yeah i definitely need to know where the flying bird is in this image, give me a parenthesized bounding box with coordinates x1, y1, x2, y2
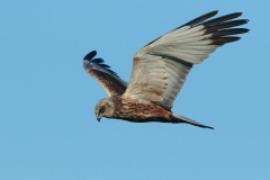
(83, 10, 249, 129)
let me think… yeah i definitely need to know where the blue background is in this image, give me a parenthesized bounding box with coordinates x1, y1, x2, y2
(0, 0, 269, 179)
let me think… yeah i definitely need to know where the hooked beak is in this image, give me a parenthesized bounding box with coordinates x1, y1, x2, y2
(96, 114, 102, 122)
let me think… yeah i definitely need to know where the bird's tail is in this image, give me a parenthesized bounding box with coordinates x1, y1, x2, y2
(171, 113, 214, 129)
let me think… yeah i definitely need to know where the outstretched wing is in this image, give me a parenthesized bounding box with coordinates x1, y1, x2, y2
(123, 10, 249, 110)
(83, 50, 127, 96)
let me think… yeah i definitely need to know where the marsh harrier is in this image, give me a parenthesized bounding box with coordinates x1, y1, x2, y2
(83, 10, 249, 129)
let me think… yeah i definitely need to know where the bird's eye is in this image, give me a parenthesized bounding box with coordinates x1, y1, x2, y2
(99, 106, 106, 114)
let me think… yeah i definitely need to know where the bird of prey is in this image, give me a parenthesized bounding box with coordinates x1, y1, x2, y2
(83, 10, 249, 129)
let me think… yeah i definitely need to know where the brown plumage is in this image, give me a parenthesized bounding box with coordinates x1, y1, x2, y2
(83, 10, 249, 129)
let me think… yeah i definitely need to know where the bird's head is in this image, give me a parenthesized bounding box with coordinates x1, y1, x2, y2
(95, 98, 115, 122)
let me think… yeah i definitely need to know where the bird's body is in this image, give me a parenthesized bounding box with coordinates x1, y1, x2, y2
(95, 96, 212, 128)
(97, 96, 171, 122)
(83, 10, 249, 129)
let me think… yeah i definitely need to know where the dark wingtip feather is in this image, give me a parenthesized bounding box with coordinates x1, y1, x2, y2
(199, 10, 219, 19)
(184, 10, 219, 27)
(84, 50, 97, 61)
(212, 28, 249, 36)
(211, 10, 219, 14)
(225, 12, 243, 18)
(202, 10, 219, 18)
(231, 12, 242, 17)
(203, 12, 243, 26)
(238, 19, 249, 25)
(83, 50, 120, 78)
(206, 12, 249, 46)
(92, 58, 104, 64)
(212, 36, 241, 45)
(175, 10, 219, 30)
(207, 19, 249, 33)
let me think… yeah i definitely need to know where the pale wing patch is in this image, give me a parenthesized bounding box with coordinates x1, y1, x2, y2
(124, 55, 167, 103)
(161, 59, 190, 108)
(123, 55, 191, 109)
(148, 25, 218, 64)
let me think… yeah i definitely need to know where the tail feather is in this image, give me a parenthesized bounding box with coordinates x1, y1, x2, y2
(172, 113, 214, 129)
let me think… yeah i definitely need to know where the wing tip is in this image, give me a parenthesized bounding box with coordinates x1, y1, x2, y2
(83, 50, 121, 78)
(226, 12, 243, 19)
(183, 10, 219, 27)
(242, 19, 250, 24)
(203, 10, 219, 18)
(210, 10, 219, 15)
(83, 50, 97, 61)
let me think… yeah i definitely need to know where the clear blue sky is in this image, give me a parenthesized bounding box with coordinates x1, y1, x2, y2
(0, 0, 269, 180)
